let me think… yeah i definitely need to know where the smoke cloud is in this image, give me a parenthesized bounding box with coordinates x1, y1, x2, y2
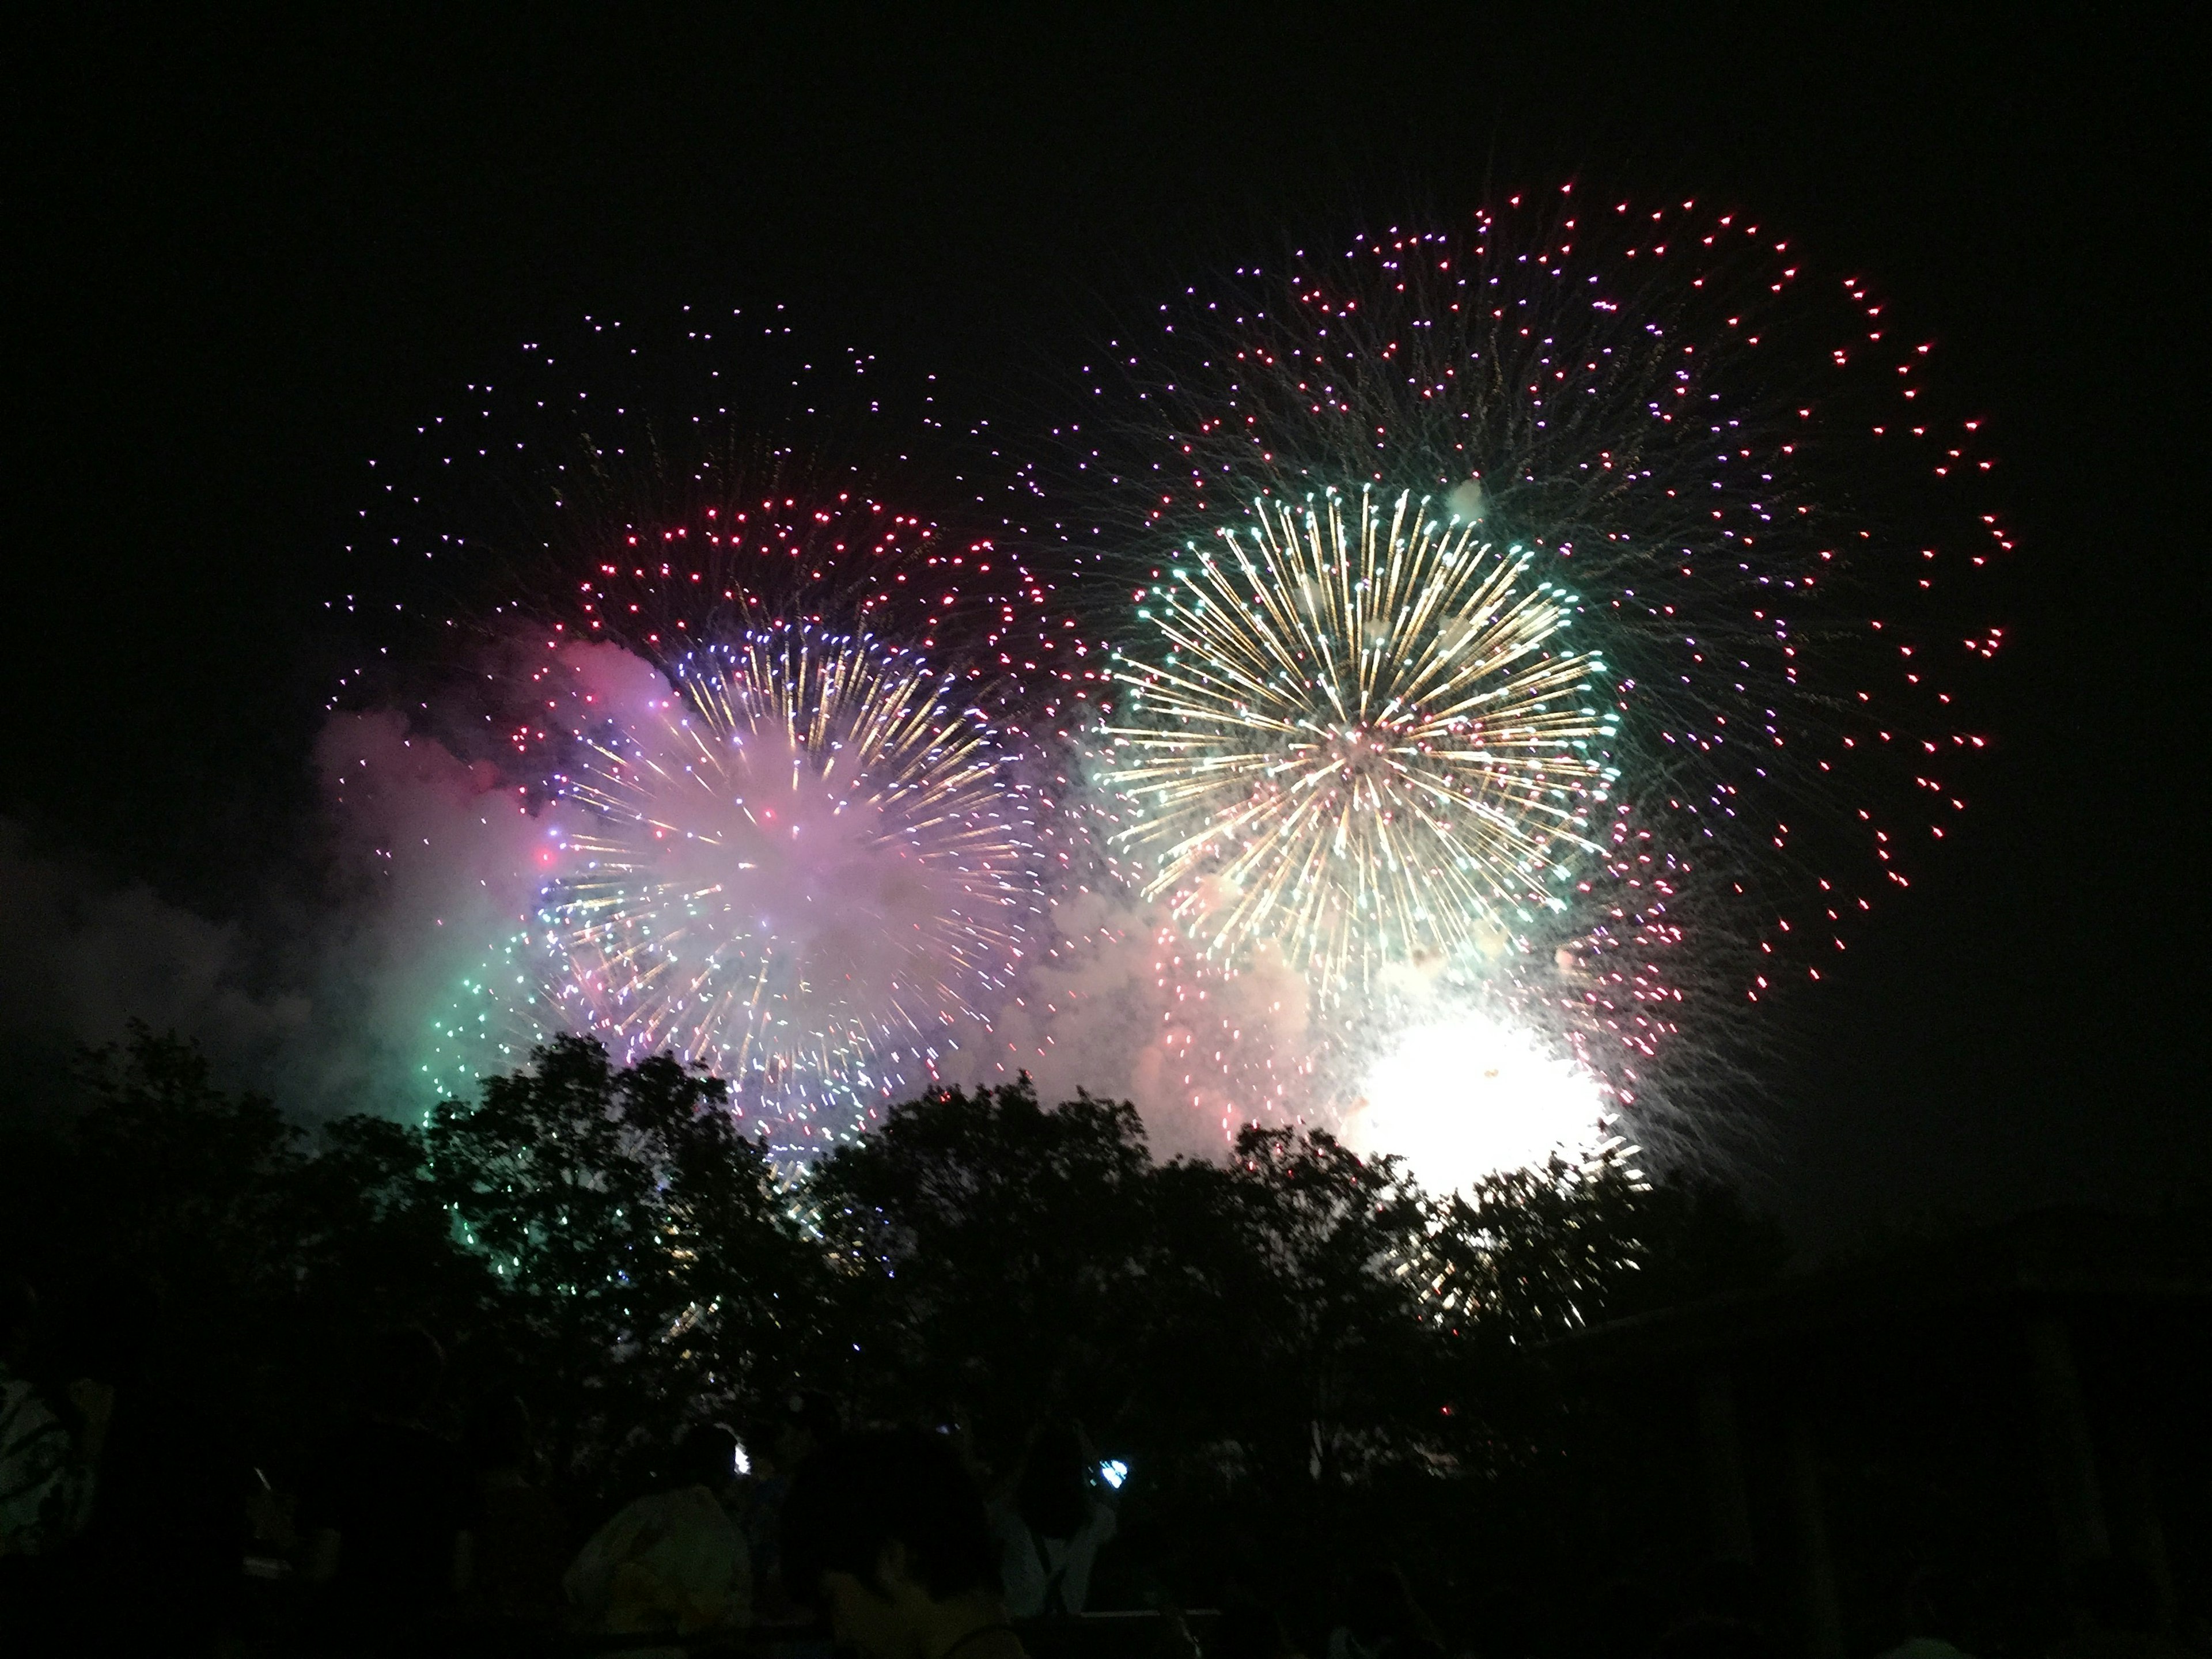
(2, 632, 1451, 1168)
(0, 819, 310, 1098)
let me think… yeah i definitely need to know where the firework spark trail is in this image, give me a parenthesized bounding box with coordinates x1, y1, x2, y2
(336, 308, 1095, 738)
(1107, 484, 1616, 994)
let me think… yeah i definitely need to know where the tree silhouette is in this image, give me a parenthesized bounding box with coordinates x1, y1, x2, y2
(0, 1022, 1793, 1633)
(805, 1078, 1158, 1448)
(425, 1033, 825, 1484)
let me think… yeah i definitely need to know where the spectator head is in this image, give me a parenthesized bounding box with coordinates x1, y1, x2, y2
(1014, 1422, 1091, 1541)
(675, 1422, 741, 1492)
(1213, 1600, 1296, 1659)
(775, 1388, 841, 1468)
(1647, 1616, 1779, 1659)
(1583, 1575, 1659, 1659)
(359, 1324, 444, 1422)
(781, 1427, 998, 1658)
(1900, 1565, 1967, 1640)
(1341, 1564, 1414, 1644)
(1691, 1558, 1764, 1626)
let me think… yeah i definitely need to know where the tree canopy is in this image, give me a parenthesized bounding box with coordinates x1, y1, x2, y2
(1, 1025, 1787, 1614)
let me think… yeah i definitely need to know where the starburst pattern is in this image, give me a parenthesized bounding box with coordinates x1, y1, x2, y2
(537, 626, 1034, 1143)
(1106, 484, 1616, 994)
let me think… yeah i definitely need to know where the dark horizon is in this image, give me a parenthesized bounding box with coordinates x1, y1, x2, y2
(5, 9, 2196, 1248)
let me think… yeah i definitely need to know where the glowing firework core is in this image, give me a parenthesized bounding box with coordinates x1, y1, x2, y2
(1343, 1012, 1612, 1194)
(1107, 486, 1616, 991)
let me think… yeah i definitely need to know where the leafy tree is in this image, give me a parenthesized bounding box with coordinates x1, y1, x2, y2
(1612, 1174, 1789, 1312)
(1100, 1127, 1448, 1607)
(804, 1078, 1158, 1448)
(68, 1024, 308, 1297)
(48, 1028, 327, 1452)
(1, 1017, 1791, 1630)
(1414, 1153, 1653, 1351)
(1158, 1127, 1438, 1489)
(425, 1034, 825, 1483)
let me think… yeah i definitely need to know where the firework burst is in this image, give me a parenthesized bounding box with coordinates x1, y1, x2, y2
(541, 626, 1033, 1137)
(339, 312, 1093, 1142)
(1106, 484, 1616, 994)
(997, 191, 2004, 1165)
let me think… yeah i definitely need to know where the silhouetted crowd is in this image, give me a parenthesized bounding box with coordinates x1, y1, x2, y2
(4, 1274, 2205, 1658)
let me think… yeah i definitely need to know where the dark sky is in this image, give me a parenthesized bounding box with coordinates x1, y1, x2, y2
(7, 8, 2199, 1242)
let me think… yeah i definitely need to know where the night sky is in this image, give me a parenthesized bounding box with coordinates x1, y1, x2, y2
(7, 10, 2196, 1244)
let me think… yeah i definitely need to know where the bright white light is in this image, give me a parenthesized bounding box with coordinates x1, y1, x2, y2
(1097, 1459, 1129, 1490)
(1340, 1011, 1609, 1192)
